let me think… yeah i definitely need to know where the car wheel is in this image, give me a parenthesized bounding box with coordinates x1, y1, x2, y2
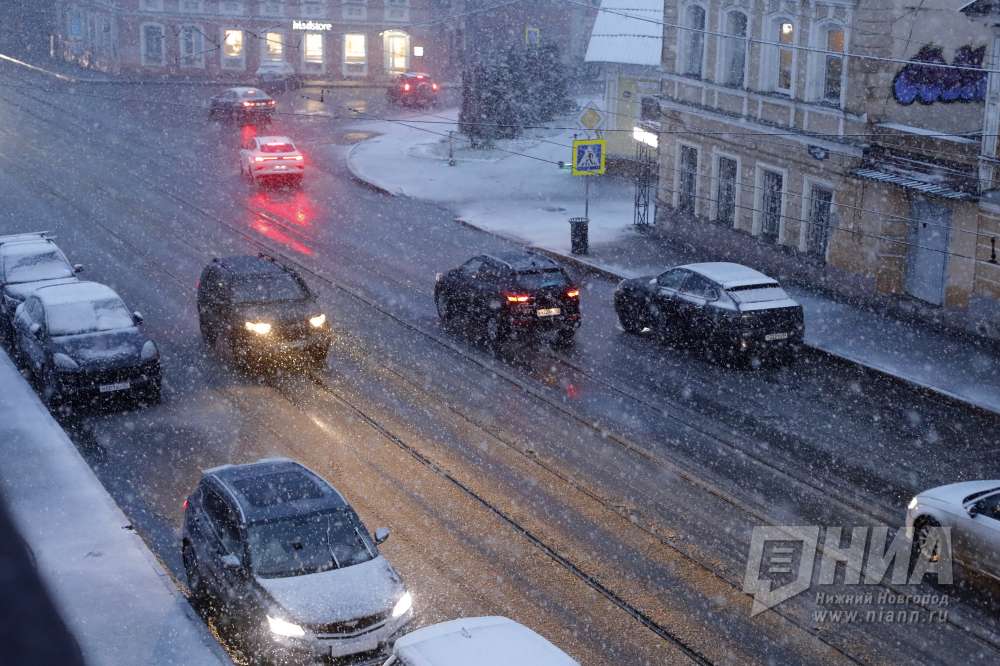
(183, 543, 210, 608)
(616, 300, 645, 334)
(485, 317, 507, 349)
(143, 380, 162, 405)
(199, 315, 217, 345)
(913, 517, 943, 563)
(307, 344, 329, 368)
(435, 290, 452, 323)
(40, 364, 60, 406)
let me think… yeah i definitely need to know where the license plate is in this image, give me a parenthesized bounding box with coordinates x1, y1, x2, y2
(537, 307, 561, 318)
(274, 165, 288, 170)
(765, 332, 790, 341)
(99, 381, 130, 393)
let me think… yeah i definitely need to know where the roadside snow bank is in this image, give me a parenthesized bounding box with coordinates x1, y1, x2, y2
(0, 350, 231, 665)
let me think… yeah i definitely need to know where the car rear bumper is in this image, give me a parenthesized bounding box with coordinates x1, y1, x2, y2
(252, 164, 305, 178)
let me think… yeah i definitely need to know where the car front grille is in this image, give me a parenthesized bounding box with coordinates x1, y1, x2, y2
(311, 612, 387, 637)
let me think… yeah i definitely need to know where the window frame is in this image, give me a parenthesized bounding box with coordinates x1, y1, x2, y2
(139, 22, 166, 67)
(140, 0, 164, 11)
(342, 0, 368, 21)
(179, 0, 204, 12)
(221, 27, 246, 70)
(259, 0, 284, 17)
(800, 177, 835, 259)
(679, 2, 707, 79)
(765, 17, 797, 96)
(674, 141, 700, 215)
(261, 30, 285, 61)
(178, 24, 205, 68)
(753, 164, 787, 243)
(717, 9, 748, 88)
(343, 33, 368, 76)
(385, 0, 411, 23)
(302, 31, 326, 73)
(711, 151, 741, 226)
(383, 30, 410, 73)
(809, 21, 846, 106)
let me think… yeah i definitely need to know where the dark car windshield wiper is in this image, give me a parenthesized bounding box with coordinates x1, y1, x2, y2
(325, 514, 341, 570)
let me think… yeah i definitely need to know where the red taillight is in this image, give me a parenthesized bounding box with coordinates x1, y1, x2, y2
(505, 293, 532, 304)
(432, 83, 439, 91)
(403, 83, 411, 92)
(183, 498, 189, 510)
(293, 155, 304, 161)
(254, 156, 265, 162)
(268, 100, 275, 106)
(243, 100, 253, 107)
(566, 288, 580, 298)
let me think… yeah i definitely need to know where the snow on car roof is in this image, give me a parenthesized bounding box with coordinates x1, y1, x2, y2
(682, 262, 776, 289)
(35, 281, 121, 306)
(393, 617, 579, 666)
(0, 238, 58, 257)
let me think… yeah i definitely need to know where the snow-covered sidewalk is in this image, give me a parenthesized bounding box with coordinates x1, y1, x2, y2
(0, 350, 231, 665)
(346, 107, 1000, 415)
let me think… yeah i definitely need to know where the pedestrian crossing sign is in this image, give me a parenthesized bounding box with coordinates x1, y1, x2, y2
(572, 139, 606, 176)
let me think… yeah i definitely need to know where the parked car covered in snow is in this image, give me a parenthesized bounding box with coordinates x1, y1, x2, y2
(12, 281, 160, 404)
(0, 232, 82, 344)
(383, 616, 579, 666)
(182, 458, 413, 663)
(614, 262, 804, 360)
(256, 60, 299, 93)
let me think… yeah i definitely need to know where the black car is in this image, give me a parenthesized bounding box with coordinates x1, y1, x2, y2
(434, 252, 581, 347)
(0, 233, 83, 344)
(197, 254, 331, 367)
(12, 281, 161, 404)
(181, 458, 413, 663)
(613, 262, 804, 359)
(208, 86, 276, 124)
(386, 72, 439, 107)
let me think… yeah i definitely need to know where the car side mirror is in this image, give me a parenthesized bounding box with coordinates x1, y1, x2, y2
(435, 272, 442, 283)
(374, 527, 390, 545)
(221, 553, 243, 570)
(132, 312, 144, 326)
(968, 503, 979, 517)
(706, 290, 720, 302)
(649, 278, 658, 286)
(73, 264, 84, 274)
(29, 322, 42, 337)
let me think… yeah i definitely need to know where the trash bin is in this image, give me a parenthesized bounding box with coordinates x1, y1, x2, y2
(569, 217, 589, 255)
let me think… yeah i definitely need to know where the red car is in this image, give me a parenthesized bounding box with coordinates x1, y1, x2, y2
(386, 72, 439, 108)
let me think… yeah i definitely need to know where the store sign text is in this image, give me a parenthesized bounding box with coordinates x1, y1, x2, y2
(292, 20, 332, 31)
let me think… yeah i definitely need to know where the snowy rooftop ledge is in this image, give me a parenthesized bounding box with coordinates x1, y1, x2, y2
(585, 0, 664, 67)
(0, 350, 231, 665)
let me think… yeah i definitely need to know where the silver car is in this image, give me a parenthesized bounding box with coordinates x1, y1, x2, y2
(905, 480, 1000, 577)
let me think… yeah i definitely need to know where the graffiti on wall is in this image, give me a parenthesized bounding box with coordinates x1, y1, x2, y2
(892, 44, 986, 105)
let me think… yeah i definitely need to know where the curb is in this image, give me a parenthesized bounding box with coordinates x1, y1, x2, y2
(344, 142, 396, 196)
(344, 136, 1000, 419)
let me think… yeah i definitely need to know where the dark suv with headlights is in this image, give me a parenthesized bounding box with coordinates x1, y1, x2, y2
(614, 262, 804, 361)
(197, 255, 330, 367)
(181, 459, 413, 663)
(434, 252, 581, 347)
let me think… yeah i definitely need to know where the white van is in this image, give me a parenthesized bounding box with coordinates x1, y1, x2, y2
(383, 617, 579, 666)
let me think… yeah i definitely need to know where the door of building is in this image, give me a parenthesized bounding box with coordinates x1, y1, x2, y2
(905, 196, 951, 305)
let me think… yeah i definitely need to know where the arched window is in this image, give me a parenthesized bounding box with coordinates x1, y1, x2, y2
(772, 18, 795, 94)
(721, 11, 747, 87)
(681, 5, 706, 79)
(383, 30, 410, 73)
(820, 24, 845, 104)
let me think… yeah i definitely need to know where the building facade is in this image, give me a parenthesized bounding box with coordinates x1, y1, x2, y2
(54, 0, 436, 81)
(653, 0, 1000, 338)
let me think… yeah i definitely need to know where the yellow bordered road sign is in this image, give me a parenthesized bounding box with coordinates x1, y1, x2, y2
(572, 139, 606, 176)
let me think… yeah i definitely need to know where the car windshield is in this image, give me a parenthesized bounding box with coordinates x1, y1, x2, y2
(231, 273, 307, 303)
(516, 269, 567, 290)
(261, 143, 295, 153)
(4, 248, 74, 283)
(248, 511, 376, 578)
(47, 297, 134, 336)
(726, 283, 788, 304)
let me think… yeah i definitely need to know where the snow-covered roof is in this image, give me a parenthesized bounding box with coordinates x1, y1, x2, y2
(683, 262, 776, 289)
(393, 617, 579, 666)
(36, 281, 121, 306)
(257, 136, 295, 145)
(585, 0, 663, 66)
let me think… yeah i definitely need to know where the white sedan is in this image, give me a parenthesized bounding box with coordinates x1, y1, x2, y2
(239, 135, 305, 186)
(905, 480, 1000, 577)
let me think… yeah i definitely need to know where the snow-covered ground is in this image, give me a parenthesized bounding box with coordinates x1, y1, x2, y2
(0, 350, 231, 665)
(346, 107, 641, 258)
